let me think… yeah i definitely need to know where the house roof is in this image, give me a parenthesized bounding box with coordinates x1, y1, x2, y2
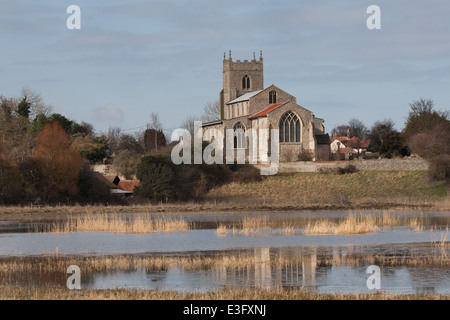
(92, 172, 118, 189)
(331, 136, 371, 149)
(331, 136, 349, 143)
(201, 120, 223, 127)
(104, 175, 120, 186)
(118, 180, 140, 193)
(226, 90, 263, 105)
(345, 137, 371, 149)
(249, 102, 287, 119)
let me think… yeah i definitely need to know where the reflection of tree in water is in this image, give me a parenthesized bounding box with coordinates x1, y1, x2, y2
(405, 267, 450, 294)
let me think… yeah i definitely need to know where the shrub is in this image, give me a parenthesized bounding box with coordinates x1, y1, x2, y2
(318, 164, 358, 175)
(77, 163, 112, 204)
(135, 154, 233, 202)
(230, 164, 262, 183)
(408, 122, 450, 186)
(427, 155, 450, 185)
(337, 164, 358, 175)
(298, 151, 314, 161)
(0, 158, 25, 204)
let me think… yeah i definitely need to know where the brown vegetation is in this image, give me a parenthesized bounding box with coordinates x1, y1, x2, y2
(47, 214, 190, 233)
(31, 122, 82, 202)
(1, 287, 449, 300)
(304, 213, 379, 235)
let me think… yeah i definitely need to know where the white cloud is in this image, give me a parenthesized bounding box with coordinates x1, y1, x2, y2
(91, 104, 124, 124)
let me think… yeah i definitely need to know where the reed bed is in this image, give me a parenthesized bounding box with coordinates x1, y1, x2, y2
(216, 211, 434, 236)
(378, 211, 401, 226)
(47, 214, 189, 234)
(216, 217, 299, 236)
(1, 246, 449, 276)
(303, 213, 379, 235)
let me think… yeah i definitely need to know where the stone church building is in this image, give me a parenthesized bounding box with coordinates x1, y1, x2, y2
(202, 52, 330, 162)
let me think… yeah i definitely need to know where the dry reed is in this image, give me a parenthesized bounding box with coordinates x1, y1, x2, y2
(1, 287, 449, 300)
(303, 213, 379, 235)
(216, 217, 298, 236)
(48, 214, 189, 234)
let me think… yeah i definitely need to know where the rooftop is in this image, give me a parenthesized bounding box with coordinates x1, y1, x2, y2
(226, 90, 262, 105)
(249, 102, 287, 119)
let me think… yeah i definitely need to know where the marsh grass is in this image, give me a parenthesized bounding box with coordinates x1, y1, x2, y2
(304, 213, 379, 235)
(2, 244, 449, 277)
(216, 211, 435, 236)
(216, 216, 299, 236)
(432, 229, 449, 248)
(47, 214, 189, 233)
(1, 287, 449, 300)
(409, 217, 425, 232)
(378, 211, 401, 226)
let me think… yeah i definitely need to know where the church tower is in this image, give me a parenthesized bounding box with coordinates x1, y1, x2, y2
(219, 51, 264, 120)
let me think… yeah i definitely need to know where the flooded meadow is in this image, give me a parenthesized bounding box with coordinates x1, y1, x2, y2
(0, 210, 449, 296)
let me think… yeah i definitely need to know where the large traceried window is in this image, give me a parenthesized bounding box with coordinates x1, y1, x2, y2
(269, 90, 277, 104)
(233, 122, 246, 149)
(279, 111, 301, 143)
(242, 75, 250, 90)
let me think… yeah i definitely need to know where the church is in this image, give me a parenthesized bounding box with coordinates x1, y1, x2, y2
(202, 51, 330, 163)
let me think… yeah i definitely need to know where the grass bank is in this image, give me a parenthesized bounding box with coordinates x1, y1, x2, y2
(207, 170, 448, 207)
(0, 171, 448, 222)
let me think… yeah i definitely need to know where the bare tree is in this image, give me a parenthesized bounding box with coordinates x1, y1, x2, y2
(348, 118, 368, 139)
(20, 87, 53, 119)
(180, 114, 200, 137)
(403, 98, 448, 139)
(201, 101, 220, 122)
(331, 125, 349, 137)
(107, 126, 121, 156)
(148, 112, 161, 152)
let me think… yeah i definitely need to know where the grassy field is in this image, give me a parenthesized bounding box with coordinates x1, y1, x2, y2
(207, 170, 448, 206)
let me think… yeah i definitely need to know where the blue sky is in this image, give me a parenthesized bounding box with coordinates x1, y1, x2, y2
(1, 0, 449, 136)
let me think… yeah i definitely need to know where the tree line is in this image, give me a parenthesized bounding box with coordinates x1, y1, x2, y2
(330, 98, 449, 185)
(0, 89, 167, 205)
(0, 89, 448, 205)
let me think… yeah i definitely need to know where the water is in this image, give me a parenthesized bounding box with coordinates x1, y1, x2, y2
(0, 211, 449, 295)
(0, 227, 446, 256)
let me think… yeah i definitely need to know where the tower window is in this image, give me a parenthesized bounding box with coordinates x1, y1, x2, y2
(279, 111, 301, 143)
(242, 75, 250, 90)
(269, 90, 277, 104)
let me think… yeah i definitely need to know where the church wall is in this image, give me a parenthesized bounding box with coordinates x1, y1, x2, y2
(265, 101, 317, 162)
(313, 117, 325, 134)
(225, 101, 250, 119)
(248, 86, 294, 115)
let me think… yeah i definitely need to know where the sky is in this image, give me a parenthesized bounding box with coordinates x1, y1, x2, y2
(1, 0, 449, 137)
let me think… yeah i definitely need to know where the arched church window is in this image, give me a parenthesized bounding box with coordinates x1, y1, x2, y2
(233, 122, 246, 148)
(279, 111, 301, 143)
(242, 75, 250, 90)
(269, 90, 277, 104)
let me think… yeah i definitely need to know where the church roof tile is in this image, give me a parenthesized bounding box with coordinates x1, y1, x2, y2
(249, 102, 287, 119)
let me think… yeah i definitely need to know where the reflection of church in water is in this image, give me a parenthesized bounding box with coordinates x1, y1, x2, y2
(212, 247, 324, 291)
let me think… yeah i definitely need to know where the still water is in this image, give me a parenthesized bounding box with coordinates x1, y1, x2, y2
(0, 211, 449, 295)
